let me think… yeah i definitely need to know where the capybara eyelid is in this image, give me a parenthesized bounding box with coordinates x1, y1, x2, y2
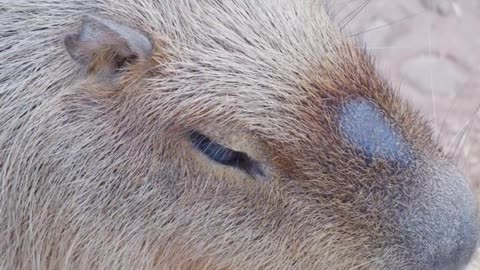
(189, 131, 251, 170)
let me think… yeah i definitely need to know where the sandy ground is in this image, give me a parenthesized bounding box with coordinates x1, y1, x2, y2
(337, 0, 480, 268)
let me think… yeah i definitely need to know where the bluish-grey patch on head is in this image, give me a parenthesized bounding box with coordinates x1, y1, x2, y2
(339, 99, 411, 166)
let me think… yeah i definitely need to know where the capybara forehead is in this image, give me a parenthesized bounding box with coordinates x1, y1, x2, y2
(150, 41, 432, 157)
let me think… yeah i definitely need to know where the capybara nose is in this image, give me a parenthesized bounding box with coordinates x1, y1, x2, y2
(397, 171, 478, 270)
(427, 216, 478, 270)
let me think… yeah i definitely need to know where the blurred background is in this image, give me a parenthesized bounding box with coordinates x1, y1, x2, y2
(335, 0, 480, 268)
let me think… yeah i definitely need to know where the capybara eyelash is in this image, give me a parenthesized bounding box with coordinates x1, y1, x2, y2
(189, 131, 250, 169)
(189, 131, 266, 177)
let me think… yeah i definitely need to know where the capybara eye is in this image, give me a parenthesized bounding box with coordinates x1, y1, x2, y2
(189, 131, 264, 177)
(190, 131, 248, 166)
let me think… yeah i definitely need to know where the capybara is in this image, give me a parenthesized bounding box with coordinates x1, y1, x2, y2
(0, 1, 478, 269)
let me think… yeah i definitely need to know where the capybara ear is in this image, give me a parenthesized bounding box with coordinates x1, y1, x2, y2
(64, 15, 152, 75)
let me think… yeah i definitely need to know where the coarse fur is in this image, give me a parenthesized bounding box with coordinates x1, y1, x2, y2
(0, 0, 478, 269)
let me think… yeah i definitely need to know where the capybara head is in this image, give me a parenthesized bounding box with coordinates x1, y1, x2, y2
(0, 1, 478, 269)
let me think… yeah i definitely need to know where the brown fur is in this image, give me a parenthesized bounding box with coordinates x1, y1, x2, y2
(0, 1, 478, 269)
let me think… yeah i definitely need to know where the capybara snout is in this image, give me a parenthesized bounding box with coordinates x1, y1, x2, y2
(0, 1, 477, 269)
(385, 164, 478, 270)
(338, 99, 478, 269)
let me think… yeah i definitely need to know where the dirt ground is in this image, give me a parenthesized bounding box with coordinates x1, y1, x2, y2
(337, 0, 480, 268)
